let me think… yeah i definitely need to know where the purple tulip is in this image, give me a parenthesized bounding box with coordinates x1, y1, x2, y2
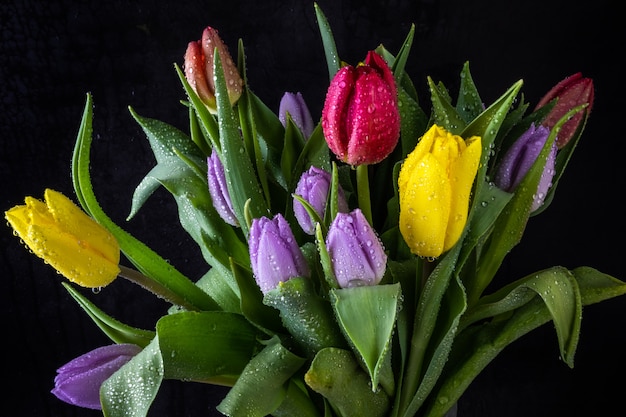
(208, 149, 239, 226)
(51, 344, 141, 410)
(325, 209, 387, 288)
(249, 213, 310, 294)
(293, 166, 349, 234)
(494, 123, 557, 212)
(279, 92, 315, 138)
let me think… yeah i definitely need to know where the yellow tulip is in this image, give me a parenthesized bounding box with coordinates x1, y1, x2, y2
(398, 125, 481, 258)
(5, 189, 120, 288)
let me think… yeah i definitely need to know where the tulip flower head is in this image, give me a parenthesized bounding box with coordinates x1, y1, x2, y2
(208, 149, 239, 226)
(293, 166, 349, 234)
(52, 344, 142, 410)
(321, 51, 401, 166)
(184, 26, 244, 114)
(325, 208, 387, 288)
(535, 72, 594, 149)
(279, 91, 315, 138)
(398, 125, 482, 258)
(494, 123, 557, 212)
(249, 214, 310, 294)
(5, 189, 120, 288)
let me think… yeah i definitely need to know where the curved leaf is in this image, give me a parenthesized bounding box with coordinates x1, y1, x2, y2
(157, 311, 261, 385)
(217, 339, 307, 417)
(63, 282, 155, 347)
(330, 283, 401, 393)
(71, 94, 219, 312)
(305, 347, 390, 417)
(101, 337, 163, 417)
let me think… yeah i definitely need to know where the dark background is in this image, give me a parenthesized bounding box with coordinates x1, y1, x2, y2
(1, 0, 624, 416)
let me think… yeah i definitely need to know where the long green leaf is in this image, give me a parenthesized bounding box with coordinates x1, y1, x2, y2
(421, 267, 626, 417)
(71, 93, 218, 312)
(314, 2, 341, 79)
(214, 50, 269, 234)
(63, 282, 155, 347)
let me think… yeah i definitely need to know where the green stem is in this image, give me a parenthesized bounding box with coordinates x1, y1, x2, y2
(356, 164, 372, 225)
(118, 265, 200, 311)
(398, 258, 436, 415)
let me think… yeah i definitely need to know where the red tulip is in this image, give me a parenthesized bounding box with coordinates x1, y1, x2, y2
(321, 51, 400, 165)
(535, 72, 594, 148)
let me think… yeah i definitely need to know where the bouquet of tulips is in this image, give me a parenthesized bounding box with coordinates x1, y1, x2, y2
(6, 4, 625, 417)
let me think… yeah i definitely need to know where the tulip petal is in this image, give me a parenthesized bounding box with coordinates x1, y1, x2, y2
(44, 189, 120, 266)
(399, 153, 451, 258)
(445, 135, 481, 251)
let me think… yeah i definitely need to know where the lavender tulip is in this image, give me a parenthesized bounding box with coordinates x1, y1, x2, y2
(249, 213, 310, 294)
(326, 208, 387, 288)
(279, 92, 315, 138)
(51, 344, 141, 410)
(208, 149, 239, 226)
(494, 123, 557, 212)
(293, 166, 349, 234)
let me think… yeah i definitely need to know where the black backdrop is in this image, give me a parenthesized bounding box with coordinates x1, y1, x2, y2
(2, 1, 625, 416)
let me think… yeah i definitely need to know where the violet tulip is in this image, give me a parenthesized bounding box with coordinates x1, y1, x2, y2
(249, 214, 310, 294)
(208, 149, 239, 226)
(325, 208, 387, 288)
(321, 51, 401, 166)
(293, 166, 349, 234)
(534, 72, 594, 148)
(279, 92, 315, 138)
(51, 344, 141, 410)
(184, 26, 244, 114)
(494, 123, 557, 212)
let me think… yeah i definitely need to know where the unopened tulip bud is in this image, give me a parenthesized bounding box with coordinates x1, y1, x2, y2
(494, 123, 557, 212)
(52, 344, 141, 410)
(249, 214, 310, 294)
(5, 189, 120, 288)
(535, 72, 594, 148)
(279, 92, 315, 138)
(325, 209, 387, 288)
(293, 166, 349, 234)
(322, 51, 400, 165)
(398, 125, 482, 258)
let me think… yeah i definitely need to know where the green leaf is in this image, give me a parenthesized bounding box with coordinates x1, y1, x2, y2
(397, 243, 463, 415)
(427, 76, 466, 134)
(214, 50, 269, 234)
(71, 93, 219, 312)
(195, 267, 242, 313)
(314, 2, 341, 79)
(421, 267, 626, 417)
(469, 106, 583, 304)
(330, 283, 401, 393)
(455, 62, 483, 123)
(230, 258, 285, 335)
(101, 337, 163, 417)
(174, 63, 220, 150)
(462, 266, 582, 365)
(63, 282, 155, 347)
(157, 311, 261, 385)
(305, 347, 390, 417)
(264, 277, 347, 358)
(217, 339, 307, 417)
